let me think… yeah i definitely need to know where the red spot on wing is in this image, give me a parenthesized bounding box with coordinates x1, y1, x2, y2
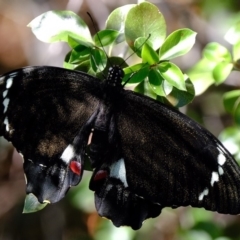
(94, 170, 108, 181)
(70, 161, 81, 175)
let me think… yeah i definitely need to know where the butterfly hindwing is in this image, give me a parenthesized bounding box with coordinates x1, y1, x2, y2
(0, 66, 102, 203)
(89, 87, 240, 229)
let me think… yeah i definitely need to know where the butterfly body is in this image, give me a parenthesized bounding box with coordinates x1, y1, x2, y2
(0, 66, 240, 229)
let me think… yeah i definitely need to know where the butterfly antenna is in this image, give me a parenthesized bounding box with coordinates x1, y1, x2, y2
(120, 34, 151, 68)
(87, 12, 112, 72)
(122, 34, 151, 87)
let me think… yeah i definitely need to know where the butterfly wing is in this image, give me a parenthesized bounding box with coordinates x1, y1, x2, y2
(0, 66, 101, 203)
(90, 89, 240, 229)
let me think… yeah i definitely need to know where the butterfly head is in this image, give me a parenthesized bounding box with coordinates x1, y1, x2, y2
(106, 65, 124, 88)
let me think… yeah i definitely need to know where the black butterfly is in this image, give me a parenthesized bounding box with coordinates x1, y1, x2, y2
(0, 65, 240, 230)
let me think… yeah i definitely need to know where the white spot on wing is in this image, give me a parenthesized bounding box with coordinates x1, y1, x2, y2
(3, 90, 8, 98)
(6, 77, 13, 89)
(198, 188, 209, 201)
(24, 174, 28, 184)
(3, 98, 9, 113)
(218, 152, 226, 166)
(211, 171, 219, 186)
(110, 158, 128, 187)
(60, 144, 75, 163)
(39, 164, 47, 168)
(218, 166, 224, 175)
(4, 117, 9, 131)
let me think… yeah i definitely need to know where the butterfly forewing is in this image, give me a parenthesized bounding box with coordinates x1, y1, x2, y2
(115, 91, 240, 214)
(0, 66, 101, 203)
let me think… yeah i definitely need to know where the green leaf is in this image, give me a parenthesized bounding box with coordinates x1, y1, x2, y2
(223, 90, 240, 126)
(159, 62, 186, 91)
(141, 43, 159, 64)
(125, 2, 166, 50)
(67, 36, 94, 49)
(219, 126, 240, 162)
(166, 75, 195, 107)
(106, 4, 136, 44)
(74, 60, 91, 73)
(223, 90, 240, 115)
(159, 28, 197, 60)
(187, 58, 217, 95)
(69, 45, 91, 64)
(90, 49, 107, 72)
(125, 66, 149, 84)
(213, 62, 233, 84)
(64, 51, 77, 69)
(224, 21, 240, 45)
(233, 41, 240, 61)
(93, 29, 119, 47)
(163, 80, 173, 95)
(148, 69, 165, 96)
(23, 193, 48, 213)
(203, 42, 232, 62)
(28, 10, 93, 43)
(124, 63, 146, 75)
(134, 79, 157, 99)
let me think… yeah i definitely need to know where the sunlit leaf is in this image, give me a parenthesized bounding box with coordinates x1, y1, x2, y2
(159, 62, 186, 91)
(159, 28, 197, 60)
(106, 4, 136, 43)
(23, 194, 48, 213)
(125, 2, 166, 50)
(203, 42, 232, 62)
(28, 10, 92, 43)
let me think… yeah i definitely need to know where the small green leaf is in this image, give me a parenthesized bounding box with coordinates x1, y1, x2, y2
(125, 66, 149, 84)
(203, 42, 232, 62)
(69, 45, 90, 64)
(234, 104, 240, 126)
(224, 21, 240, 45)
(223, 90, 240, 115)
(123, 63, 146, 75)
(233, 41, 240, 61)
(219, 126, 240, 162)
(166, 75, 195, 107)
(106, 4, 136, 44)
(90, 49, 107, 72)
(23, 193, 48, 213)
(163, 80, 173, 95)
(93, 29, 119, 47)
(134, 37, 152, 57)
(223, 90, 240, 126)
(64, 51, 77, 69)
(74, 60, 91, 73)
(141, 43, 159, 64)
(159, 28, 197, 60)
(125, 2, 166, 50)
(28, 10, 93, 43)
(187, 58, 217, 95)
(134, 79, 157, 99)
(159, 62, 186, 91)
(67, 36, 94, 49)
(148, 69, 165, 96)
(213, 62, 233, 84)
